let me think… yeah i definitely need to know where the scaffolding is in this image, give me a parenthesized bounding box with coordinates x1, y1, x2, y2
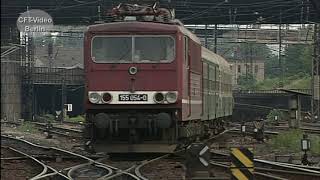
(20, 33, 35, 120)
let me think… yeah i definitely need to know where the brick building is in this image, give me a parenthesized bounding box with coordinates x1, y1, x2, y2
(228, 58, 265, 87)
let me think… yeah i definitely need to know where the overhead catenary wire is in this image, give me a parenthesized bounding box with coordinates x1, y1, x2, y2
(180, 0, 229, 21)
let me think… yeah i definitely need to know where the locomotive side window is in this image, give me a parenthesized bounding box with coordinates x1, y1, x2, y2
(184, 36, 189, 67)
(91, 36, 174, 63)
(92, 37, 132, 62)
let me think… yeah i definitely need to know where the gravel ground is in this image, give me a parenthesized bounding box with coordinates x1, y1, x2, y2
(1, 147, 44, 180)
(1, 124, 84, 152)
(141, 159, 186, 180)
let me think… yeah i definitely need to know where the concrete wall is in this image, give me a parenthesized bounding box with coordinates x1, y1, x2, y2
(1, 61, 21, 121)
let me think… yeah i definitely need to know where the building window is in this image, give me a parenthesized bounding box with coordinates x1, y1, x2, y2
(237, 65, 241, 73)
(255, 65, 259, 74)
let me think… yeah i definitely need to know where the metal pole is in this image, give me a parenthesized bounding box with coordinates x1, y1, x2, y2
(61, 78, 66, 122)
(98, 5, 101, 21)
(250, 43, 253, 75)
(205, 24, 208, 48)
(279, 11, 283, 87)
(245, 43, 248, 78)
(214, 24, 217, 53)
(312, 24, 320, 122)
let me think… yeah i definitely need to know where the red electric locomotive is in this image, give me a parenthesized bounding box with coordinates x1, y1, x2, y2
(83, 3, 233, 153)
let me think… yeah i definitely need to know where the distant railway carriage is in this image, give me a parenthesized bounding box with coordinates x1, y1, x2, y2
(83, 3, 233, 153)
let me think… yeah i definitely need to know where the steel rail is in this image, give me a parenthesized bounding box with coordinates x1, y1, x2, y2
(33, 122, 83, 132)
(210, 150, 320, 176)
(50, 143, 140, 179)
(3, 147, 49, 180)
(31, 165, 70, 180)
(67, 162, 94, 179)
(135, 154, 171, 180)
(254, 159, 320, 174)
(269, 161, 320, 171)
(37, 127, 82, 138)
(1, 135, 51, 149)
(99, 165, 137, 180)
(67, 162, 113, 179)
(255, 167, 320, 177)
(204, 128, 235, 143)
(210, 161, 288, 180)
(1, 135, 116, 179)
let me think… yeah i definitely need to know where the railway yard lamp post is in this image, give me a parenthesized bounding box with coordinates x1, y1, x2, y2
(274, 115, 278, 125)
(301, 134, 311, 165)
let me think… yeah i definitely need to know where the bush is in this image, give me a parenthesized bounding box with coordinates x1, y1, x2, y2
(266, 109, 286, 124)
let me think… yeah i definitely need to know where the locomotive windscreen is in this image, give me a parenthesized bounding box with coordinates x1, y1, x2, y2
(91, 36, 175, 63)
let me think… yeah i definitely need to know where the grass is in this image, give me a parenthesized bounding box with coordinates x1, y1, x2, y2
(309, 135, 320, 155)
(16, 121, 39, 134)
(43, 114, 55, 122)
(66, 115, 85, 123)
(255, 75, 311, 90)
(269, 129, 320, 155)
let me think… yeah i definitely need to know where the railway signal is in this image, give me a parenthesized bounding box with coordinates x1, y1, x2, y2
(253, 119, 264, 142)
(186, 142, 211, 178)
(301, 134, 311, 165)
(241, 123, 246, 137)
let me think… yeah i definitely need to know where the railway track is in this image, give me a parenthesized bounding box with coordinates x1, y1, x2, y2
(1, 135, 141, 180)
(4, 120, 318, 179)
(210, 151, 320, 180)
(32, 122, 83, 139)
(231, 121, 320, 135)
(1, 120, 84, 139)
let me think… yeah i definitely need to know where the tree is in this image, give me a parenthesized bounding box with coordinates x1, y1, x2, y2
(264, 54, 279, 78)
(237, 74, 257, 90)
(283, 44, 312, 76)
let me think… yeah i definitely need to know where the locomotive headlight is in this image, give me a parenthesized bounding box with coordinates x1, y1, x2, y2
(166, 92, 178, 103)
(102, 92, 112, 103)
(88, 92, 101, 104)
(154, 92, 165, 103)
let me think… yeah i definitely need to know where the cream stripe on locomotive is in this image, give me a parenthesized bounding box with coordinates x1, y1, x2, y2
(182, 99, 202, 105)
(88, 91, 178, 104)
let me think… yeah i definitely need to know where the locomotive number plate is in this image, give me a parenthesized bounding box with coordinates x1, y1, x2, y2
(119, 94, 148, 101)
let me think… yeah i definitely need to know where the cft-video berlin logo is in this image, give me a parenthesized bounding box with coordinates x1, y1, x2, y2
(16, 9, 54, 37)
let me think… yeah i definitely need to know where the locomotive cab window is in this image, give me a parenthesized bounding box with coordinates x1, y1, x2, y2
(134, 37, 174, 63)
(92, 37, 132, 63)
(91, 36, 175, 63)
